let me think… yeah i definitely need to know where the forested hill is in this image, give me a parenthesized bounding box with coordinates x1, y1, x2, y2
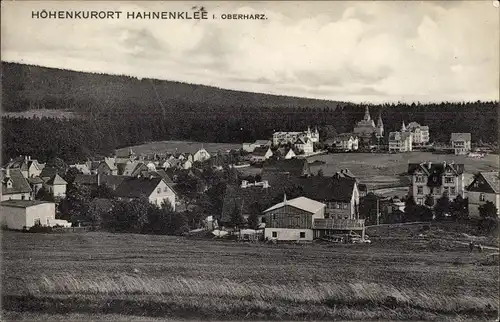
(2, 62, 498, 164)
(1, 62, 337, 112)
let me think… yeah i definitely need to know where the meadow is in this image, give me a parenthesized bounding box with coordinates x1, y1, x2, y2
(308, 152, 499, 189)
(1, 230, 498, 321)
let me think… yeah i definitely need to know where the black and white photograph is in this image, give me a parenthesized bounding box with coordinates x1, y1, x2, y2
(1, 0, 499, 321)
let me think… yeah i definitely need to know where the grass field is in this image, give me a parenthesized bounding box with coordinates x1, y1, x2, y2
(1, 230, 498, 321)
(308, 152, 499, 188)
(115, 141, 242, 157)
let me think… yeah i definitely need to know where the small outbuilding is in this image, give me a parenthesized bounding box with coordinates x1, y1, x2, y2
(0, 200, 56, 230)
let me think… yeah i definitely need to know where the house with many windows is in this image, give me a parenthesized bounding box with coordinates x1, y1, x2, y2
(330, 133, 359, 151)
(466, 172, 500, 218)
(406, 122, 430, 145)
(407, 161, 465, 205)
(450, 133, 471, 155)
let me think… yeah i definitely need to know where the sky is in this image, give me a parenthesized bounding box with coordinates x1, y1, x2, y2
(1, 1, 499, 103)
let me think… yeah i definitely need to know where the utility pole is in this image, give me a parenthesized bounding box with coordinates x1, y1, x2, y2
(376, 197, 380, 226)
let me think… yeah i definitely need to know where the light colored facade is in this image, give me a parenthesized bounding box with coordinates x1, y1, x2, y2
(264, 228, 314, 241)
(333, 134, 359, 151)
(193, 148, 211, 162)
(272, 127, 319, 146)
(43, 174, 67, 198)
(0, 200, 55, 230)
(149, 180, 176, 209)
(450, 133, 471, 155)
(389, 131, 413, 152)
(242, 140, 271, 153)
(284, 149, 296, 159)
(467, 172, 500, 219)
(406, 122, 430, 145)
(408, 162, 465, 205)
(250, 147, 273, 162)
(294, 137, 314, 154)
(1, 168, 32, 201)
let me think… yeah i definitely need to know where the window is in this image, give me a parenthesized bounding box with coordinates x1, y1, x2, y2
(417, 186, 424, 195)
(415, 176, 425, 183)
(157, 188, 161, 194)
(300, 232, 306, 238)
(444, 177, 454, 184)
(34, 218, 41, 226)
(272, 231, 277, 238)
(343, 203, 348, 209)
(21, 195, 25, 200)
(450, 187, 456, 195)
(164, 187, 168, 192)
(261, 217, 266, 223)
(480, 193, 485, 201)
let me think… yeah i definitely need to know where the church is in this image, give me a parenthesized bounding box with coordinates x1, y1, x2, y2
(353, 107, 384, 143)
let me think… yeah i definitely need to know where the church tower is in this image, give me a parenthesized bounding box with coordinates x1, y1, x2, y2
(363, 106, 371, 121)
(376, 113, 384, 138)
(401, 120, 406, 132)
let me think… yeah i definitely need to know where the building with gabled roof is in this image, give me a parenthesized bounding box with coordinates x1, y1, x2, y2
(3, 155, 46, 179)
(406, 122, 430, 145)
(450, 133, 471, 155)
(389, 130, 413, 152)
(250, 147, 273, 162)
(1, 200, 56, 230)
(1, 168, 32, 201)
(467, 172, 500, 218)
(43, 174, 67, 198)
(262, 159, 311, 177)
(407, 161, 465, 205)
(263, 196, 326, 241)
(114, 177, 176, 209)
(330, 133, 359, 151)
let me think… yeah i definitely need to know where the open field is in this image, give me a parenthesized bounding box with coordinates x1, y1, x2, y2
(308, 152, 498, 188)
(115, 141, 241, 157)
(1, 230, 498, 321)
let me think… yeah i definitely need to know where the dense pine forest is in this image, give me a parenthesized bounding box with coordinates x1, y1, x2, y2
(1, 62, 498, 163)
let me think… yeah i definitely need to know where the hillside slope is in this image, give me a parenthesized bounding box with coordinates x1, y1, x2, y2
(1, 62, 338, 112)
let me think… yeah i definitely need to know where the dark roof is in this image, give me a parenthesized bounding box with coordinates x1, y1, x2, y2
(0, 200, 52, 208)
(296, 176, 357, 202)
(389, 131, 411, 141)
(407, 162, 465, 176)
(262, 159, 310, 177)
(467, 172, 500, 194)
(334, 133, 357, 141)
(252, 147, 271, 157)
(1, 168, 32, 195)
(220, 183, 290, 223)
(39, 167, 59, 178)
(73, 174, 126, 190)
(27, 177, 44, 184)
(450, 133, 471, 142)
(44, 174, 67, 185)
(114, 177, 163, 199)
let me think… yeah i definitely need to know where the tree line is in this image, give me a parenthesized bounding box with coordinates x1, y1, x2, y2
(2, 98, 497, 164)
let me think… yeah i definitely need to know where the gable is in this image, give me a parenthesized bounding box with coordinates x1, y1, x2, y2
(467, 174, 498, 193)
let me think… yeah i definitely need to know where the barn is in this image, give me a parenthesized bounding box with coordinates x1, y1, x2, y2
(0, 200, 56, 230)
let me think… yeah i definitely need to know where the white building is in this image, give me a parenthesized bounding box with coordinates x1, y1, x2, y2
(389, 131, 413, 152)
(407, 161, 465, 205)
(1, 168, 32, 201)
(450, 133, 471, 155)
(114, 177, 177, 210)
(293, 137, 314, 154)
(193, 148, 211, 162)
(332, 133, 359, 151)
(242, 140, 271, 153)
(42, 174, 67, 198)
(467, 172, 500, 219)
(250, 147, 273, 162)
(0, 200, 55, 230)
(406, 122, 430, 145)
(272, 127, 319, 146)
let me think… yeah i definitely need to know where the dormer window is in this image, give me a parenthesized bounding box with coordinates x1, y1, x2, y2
(6, 180, 12, 188)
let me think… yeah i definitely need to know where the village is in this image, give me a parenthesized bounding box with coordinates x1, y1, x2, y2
(1, 106, 498, 246)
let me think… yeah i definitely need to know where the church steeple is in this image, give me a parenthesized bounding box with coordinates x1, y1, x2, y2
(401, 120, 406, 132)
(363, 106, 371, 121)
(377, 113, 383, 127)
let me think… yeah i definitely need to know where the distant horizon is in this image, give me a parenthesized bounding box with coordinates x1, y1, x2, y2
(3, 60, 498, 106)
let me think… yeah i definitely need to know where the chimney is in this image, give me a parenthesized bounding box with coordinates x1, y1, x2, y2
(24, 155, 28, 162)
(97, 174, 101, 186)
(28, 156, 31, 161)
(427, 161, 432, 169)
